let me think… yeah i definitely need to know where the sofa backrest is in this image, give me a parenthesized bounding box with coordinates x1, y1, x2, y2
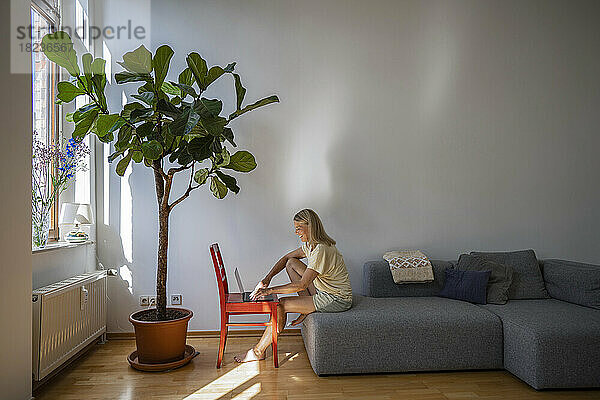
(363, 260, 453, 297)
(542, 259, 600, 310)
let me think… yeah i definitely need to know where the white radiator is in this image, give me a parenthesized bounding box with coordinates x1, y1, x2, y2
(32, 271, 107, 381)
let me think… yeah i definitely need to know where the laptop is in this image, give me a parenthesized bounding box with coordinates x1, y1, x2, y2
(234, 268, 276, 302)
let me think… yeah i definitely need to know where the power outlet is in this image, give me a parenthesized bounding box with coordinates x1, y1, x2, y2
(149, 296, 156, 307)
(139, 296, 149, 306)
(171, 294, 182, 306)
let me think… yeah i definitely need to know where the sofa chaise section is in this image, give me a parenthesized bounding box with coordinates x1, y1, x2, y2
(482, 299, 600, 389)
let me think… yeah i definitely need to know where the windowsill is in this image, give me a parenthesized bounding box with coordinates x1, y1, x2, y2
(32, 240, 94, 254)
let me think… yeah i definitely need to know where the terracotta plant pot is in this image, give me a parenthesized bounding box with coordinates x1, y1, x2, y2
(129, 308, 193, 364)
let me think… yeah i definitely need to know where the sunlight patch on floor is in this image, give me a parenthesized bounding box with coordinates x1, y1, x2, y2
(232, 382, 261, 400)
(183, 362, 260, 400)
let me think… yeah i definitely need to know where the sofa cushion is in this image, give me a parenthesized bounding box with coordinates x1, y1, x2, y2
(471, 249, 549, 299)
(542, 259, 600, 310)
(302, 295, 503, 375)
(438, 268, 491, 304)
(457, 254, 513, 304)
(363, 260, 452, 297)
(482, 299, 600, 389)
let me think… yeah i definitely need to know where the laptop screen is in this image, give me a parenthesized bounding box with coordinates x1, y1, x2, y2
(234, 268, 245, 294)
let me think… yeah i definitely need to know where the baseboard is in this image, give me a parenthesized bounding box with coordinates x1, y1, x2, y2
(107, 328, 302, 340)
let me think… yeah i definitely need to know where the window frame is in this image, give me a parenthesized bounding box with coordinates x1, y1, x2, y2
(31, 2, 61, 241)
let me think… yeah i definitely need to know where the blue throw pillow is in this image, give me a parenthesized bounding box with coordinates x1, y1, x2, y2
(438, 268, 491, 304)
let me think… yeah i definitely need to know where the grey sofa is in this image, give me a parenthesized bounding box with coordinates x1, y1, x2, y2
(301, 258, 600, 390)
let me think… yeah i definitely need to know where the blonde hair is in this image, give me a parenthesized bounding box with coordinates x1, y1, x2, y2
(293, 209, 336, 246)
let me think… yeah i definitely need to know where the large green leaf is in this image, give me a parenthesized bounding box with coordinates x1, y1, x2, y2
(177, 149, 194, 166)
(121, 102, 145, 120)
(157, 99, 181, 119)
(41, 31, 80, 76)
(72, 109, 99, 140)
(129, 107, 154, 122)
(115, 125, 133, 150)
(108, 149, 126, 162)
(222, 127, 236, 147)
(97, 131, 114, 143)
(185, 107, 201, 135)
(223, 150, 256, 172)
(228, 95, 279, 120)
(178, 68, 194, 86)
(91, 58, 106, 76)
(210, 176, 228, 199)
(197, 115, 227, 137)
(72, 103, 98, 123)
(82, 53, 93, 87)
(170, 82, 196, 98)
(209, 137, 222, 153)
(195, 98, 222, 118)
(115, 71, 152, 84)
(153, 45, 174, 87)
(131, 92, 155, 106)
(132, 150, 143, 163)
(96, 114, 121, 137)
(118, 45, 152, 74)
(91, 74, 108, 109)
(186, 52, 208, 90)
(216, 171, 240, 194)
(233, 73, 246, 110)
(205, 66, 225, 88)
(136, 121, 154, 138)
(57, 81, 85, 102)
(215, 148, 231, 167)
(142, 140, 163, 160)
(187, 136, 213, 161)
(161, 81, 181, 96)
(193, 168, 209, 185)
(169, 108, 190, 136)
(116, 152, 132, 176)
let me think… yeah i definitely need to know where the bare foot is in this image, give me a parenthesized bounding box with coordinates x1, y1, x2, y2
(290, 314, 307, 326)
(233, 348, 265, 363)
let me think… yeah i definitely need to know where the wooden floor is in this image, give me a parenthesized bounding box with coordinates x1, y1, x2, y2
(34, 335, 600, 400)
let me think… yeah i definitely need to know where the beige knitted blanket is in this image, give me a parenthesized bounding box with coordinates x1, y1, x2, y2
(383, 250, 434, 284)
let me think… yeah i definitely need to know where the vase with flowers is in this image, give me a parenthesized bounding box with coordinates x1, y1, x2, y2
(32, 132, 89, 249)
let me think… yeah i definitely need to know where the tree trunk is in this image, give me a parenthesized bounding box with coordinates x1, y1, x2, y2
(153, 161, 169, 320)
(156, 206, 169, 319)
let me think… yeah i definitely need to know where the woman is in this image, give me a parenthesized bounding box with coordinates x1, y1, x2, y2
(234, 208, 353, 363)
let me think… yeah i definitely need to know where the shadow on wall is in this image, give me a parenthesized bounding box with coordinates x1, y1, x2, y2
(97, 221, 137, 331)
(99, 161, 157, 332)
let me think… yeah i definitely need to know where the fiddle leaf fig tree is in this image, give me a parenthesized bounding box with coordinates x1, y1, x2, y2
(42, 32, 279, 320)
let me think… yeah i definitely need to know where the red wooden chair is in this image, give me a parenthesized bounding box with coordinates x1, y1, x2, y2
(209, 243, 279, 368)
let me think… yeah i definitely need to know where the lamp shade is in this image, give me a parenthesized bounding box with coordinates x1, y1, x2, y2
(59, 202, 80, 225)
(75, 203, 94, 225)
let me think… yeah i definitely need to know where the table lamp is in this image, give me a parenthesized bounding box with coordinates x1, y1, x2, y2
(59, 203, 94, 243)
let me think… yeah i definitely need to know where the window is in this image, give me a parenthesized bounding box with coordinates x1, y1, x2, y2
(31, 4, 60, 240)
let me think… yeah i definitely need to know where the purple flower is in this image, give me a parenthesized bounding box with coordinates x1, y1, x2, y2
(32, 131, 90, 214)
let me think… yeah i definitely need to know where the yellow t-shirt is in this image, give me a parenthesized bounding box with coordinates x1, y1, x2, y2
(302, 242, 353, 301)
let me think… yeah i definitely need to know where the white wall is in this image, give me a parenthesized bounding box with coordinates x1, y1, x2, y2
(1, 0, 32, 397)
(99, 0, 600, 332)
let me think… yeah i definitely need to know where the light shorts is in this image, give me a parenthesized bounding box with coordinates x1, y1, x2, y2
(312, 289, 352, 313)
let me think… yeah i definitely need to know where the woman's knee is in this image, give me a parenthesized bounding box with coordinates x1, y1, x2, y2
(286, 258, 306, 273)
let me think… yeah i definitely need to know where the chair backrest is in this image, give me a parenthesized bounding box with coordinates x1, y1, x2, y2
(210, 243, 229, 307)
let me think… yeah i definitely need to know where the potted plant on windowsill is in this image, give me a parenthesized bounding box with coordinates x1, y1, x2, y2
(42, 32, 278, 370)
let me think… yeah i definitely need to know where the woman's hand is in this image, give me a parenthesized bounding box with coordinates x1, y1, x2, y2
(250, 279, 269, 299)
(250, 286, 271, 300)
